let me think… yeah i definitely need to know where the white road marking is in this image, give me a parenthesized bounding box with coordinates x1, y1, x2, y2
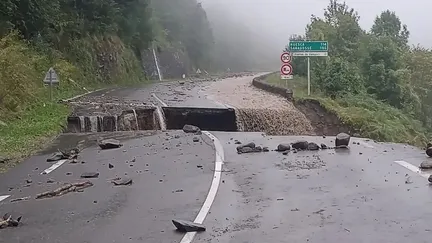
(41, 160, 68, 175)
(0, 195, 10, 202)
(179, 131, 224, 243)
(394, 160, 432, 179)
(152, 93, 167, 107)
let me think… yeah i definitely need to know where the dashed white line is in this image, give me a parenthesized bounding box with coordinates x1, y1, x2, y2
(41, 160, 68, 175)
(179, 131, 224, 243)
(394, 160, 431, 179)
(152, 93, 167, 107)
(0, 195, 10, 202)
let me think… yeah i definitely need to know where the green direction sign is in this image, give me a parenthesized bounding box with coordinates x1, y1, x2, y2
(289, 41, 328, 56)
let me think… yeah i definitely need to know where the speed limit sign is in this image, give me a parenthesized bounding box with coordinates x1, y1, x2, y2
(281, 52, 292, 63)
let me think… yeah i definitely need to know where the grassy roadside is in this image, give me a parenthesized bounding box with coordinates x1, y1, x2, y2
(0, 33, 149, 172)
(266, 73, 428, 146)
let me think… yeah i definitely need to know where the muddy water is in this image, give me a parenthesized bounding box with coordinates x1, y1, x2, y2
(202, 75, 315, 136)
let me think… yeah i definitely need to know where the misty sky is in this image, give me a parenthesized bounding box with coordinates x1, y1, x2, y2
(201, 0, 431, 50)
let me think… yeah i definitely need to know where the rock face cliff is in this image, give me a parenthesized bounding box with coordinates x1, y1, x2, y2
(141, 47, 191, 80)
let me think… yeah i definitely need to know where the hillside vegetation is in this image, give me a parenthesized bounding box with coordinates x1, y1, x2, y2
(269, 0, 431, 146)
(0, 0, 217, 164)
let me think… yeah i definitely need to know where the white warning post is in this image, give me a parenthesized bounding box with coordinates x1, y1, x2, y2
(43, 67, 59, 101)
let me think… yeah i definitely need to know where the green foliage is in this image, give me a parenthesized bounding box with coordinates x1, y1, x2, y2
(316, 57, 364, 97)
(371, 10, 410, 48)
(285, 0, 432, 145)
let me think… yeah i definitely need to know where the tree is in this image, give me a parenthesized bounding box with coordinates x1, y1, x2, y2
(316, 57, 364, 98)
(371, 10, 409, 48)
(361, 35, 406, 107)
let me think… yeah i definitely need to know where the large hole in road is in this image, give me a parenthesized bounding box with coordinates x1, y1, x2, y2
(65, 102, 349, 135)
(65, 106, 238, 133)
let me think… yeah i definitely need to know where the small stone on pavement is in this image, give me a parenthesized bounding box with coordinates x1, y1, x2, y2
(80, 172, 100, 178)
(98, 139, 122, 150)
(172, 219, 206, 232)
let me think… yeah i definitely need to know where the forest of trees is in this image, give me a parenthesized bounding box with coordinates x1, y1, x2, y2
(0, 0, 221, 119)
(287, 0, 432, 143)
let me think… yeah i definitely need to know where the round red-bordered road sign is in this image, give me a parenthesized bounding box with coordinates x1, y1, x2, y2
(281, 52, 292, 63)
(280, 63, 293, 75)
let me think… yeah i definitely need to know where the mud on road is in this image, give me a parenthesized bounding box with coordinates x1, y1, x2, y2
(201, 75, 315, 136)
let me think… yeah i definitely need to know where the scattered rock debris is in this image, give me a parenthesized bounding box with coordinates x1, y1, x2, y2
(276, 144, 291, 152)
(108, 163, 114, 169)
(0, 214, 22, 229)
(427, 147, 432, 157)
(320, 143, 328, 149)
(236, 142, 265, 154)
(26, 179, 32, 184)
(405, 175, 413, 184)
(80, 172, 100, 179)
(112, 177, 133, 186)
(0, 156, 9, 164)
(292, 141, 308, 150)
(193, 137, 200, 143)
(36, 181, 93, 199)
(182, 124, 201, 134)
(307, 142, 320, 151)
(419, 161, 432, 169)
(10, 196, 30, 203)
(98, 139, 122, 150)
(428, 175, 432, 184)
(263, 147, 270, 152)
(46, 152, 68, 162)
(336, 133, 351, 147)
(172, 219, 206, 232)
(234, 140, 242, 145)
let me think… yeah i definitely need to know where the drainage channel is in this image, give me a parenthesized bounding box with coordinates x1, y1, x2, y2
(65, 106, 238, 133)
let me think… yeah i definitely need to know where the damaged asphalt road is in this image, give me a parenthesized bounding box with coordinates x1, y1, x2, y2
(194, 132, 432, 243)
(2, 130, 432, 242)
(0, 130, 215, 243)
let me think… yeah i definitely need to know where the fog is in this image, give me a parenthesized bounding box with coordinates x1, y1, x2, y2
(201, 0, 431, 70)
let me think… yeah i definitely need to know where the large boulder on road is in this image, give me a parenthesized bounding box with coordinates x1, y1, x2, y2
(276, 144, 291, 152)
(336, 133, 351, 147)
(292, 140, 309, 150)
(183, 124, 201, 134)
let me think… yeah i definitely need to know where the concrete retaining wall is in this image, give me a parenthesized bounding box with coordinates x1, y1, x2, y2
(252, 72, 294, 101)
(64, 107, 157, 133)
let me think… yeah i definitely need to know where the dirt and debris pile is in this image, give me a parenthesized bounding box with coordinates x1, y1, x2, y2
(236, 142, 269, 154)
(203, 75, 315, 136)
(235, 108, 314, 136)
(0, 214, 22, 229)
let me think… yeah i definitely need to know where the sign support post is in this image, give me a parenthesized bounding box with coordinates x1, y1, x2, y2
(49, 70, 53, 101)
(43, 67, 60, 101)
(307, 57, 311, 96)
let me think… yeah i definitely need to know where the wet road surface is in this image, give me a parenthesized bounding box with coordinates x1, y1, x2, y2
(0, 131, 215, 243)
(195, 132, 432, 243)
(2, 74, 432, 242)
